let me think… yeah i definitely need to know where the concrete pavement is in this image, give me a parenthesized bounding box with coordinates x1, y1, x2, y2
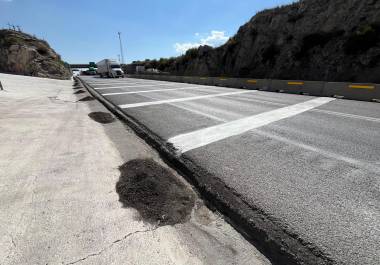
(0, 73, 270, 265)
(80, 76, 380, 265)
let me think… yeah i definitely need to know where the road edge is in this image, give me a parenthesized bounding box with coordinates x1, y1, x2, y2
(77, 77, 334, 265)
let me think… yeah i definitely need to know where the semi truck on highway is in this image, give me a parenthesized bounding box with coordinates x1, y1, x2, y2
(97, 59, 124, 78)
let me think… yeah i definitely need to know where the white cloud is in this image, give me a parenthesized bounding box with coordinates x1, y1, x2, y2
(174, 30, 229, 54)
(174, 43, 200, 54)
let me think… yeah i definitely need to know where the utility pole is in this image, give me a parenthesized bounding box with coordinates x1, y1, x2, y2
(118, 32, 125, 65)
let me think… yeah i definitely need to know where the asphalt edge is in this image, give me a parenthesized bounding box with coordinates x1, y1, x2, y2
(77, 77, 335, 265)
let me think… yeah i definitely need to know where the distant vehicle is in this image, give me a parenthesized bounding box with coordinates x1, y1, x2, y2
(72, 69, 80, 76)
(97, 59, 124, 78)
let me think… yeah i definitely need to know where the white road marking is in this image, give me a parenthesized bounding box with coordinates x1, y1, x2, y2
(88, 81, 165, 85)
(93, 83, 181, 90)
(160, 98, 379, 173)
(314, 109, 380, 123)
(102, 86, 203, 96)
(168, 97, 335, 153)
(233, 98, 380, 123)
(170, 103, 227, 122)
(252, 130, 380, 174)
(88, 82, 143, 86)
(118, 90, 256, 109)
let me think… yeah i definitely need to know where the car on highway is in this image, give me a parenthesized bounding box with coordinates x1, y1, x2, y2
(71, 69, 80, 76)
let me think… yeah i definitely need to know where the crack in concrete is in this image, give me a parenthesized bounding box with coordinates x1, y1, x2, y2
(48, 96, 77, 104)
(10, 235, 16, 248)
(64, 226, 158, 265)
(47, 87, 78, 104)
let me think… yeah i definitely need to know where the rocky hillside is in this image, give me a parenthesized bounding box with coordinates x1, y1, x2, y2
(0, 29, 71, 80)
(142, 0, 380, 83)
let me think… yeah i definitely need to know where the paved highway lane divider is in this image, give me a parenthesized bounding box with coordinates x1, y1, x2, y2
(128, 74, 380, 102)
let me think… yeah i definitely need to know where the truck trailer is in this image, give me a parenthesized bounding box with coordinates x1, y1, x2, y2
(97, 59, 124, 78)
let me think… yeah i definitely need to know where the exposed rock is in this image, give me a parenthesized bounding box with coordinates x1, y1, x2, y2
(145, 0, 380, 83)
(0, 29, 71, 80)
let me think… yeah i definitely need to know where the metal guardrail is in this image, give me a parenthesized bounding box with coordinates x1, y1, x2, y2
(127, 74, 380, 102)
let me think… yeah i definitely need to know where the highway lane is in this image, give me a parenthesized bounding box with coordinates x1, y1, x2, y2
(80, 76, 380, 265)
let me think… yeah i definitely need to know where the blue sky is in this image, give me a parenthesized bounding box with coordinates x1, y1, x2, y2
(1, 0, 294, 63)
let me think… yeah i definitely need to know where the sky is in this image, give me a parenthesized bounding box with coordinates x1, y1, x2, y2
(1, 0, 295, 63)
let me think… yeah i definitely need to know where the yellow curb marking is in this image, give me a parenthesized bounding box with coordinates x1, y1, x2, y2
(288, 82, 304, 85)
(349, 85, 375, 90)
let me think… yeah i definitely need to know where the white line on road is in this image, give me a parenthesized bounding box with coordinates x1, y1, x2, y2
(252, 130, 380, 174)
(314, 109, 380, 123)
(162, 98, 379, 173)
(170, 103, 228, 122)
(118, 90, 257, 109)
(88, 82, 143, 86)
(94, 83, 181, 90)
(88, 81, 163, 85)
(102, 86, 203, 96)
(226, 97, 380, 123)
(168, 97, 336, 153)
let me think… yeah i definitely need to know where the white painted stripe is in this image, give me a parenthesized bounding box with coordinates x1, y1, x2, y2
(157, 98, 378, 172)
(118, 90, 256, 109)
(94, 83, 180, 90)
(168, 97, 335, 153)
(220, 96, 380, 123)
(170, 103, 227, 122)
(89, 81, 162, 85)
(102, 86, 204, 96)
(314, 109, 380, 123)
(87, 82, 141, 86)
(253, 130, 380, 174)
(88, 80, 170, 84)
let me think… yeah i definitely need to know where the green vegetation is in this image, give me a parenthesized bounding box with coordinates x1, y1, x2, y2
(132, 57, 176, 72)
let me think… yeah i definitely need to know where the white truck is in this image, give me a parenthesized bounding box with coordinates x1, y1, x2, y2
(97, 59, 124, 78)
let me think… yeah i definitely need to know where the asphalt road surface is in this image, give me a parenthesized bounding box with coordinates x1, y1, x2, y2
(80, 76, 380, 265)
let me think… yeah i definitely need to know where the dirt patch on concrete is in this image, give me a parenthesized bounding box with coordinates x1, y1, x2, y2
(79, 96, 95, 102)
(74, 90, 85, 94)
(88, 112, 115, 124)
(116, 159, 195, 226)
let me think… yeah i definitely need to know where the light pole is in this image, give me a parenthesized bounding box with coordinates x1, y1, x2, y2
(118, 32, 125, 65)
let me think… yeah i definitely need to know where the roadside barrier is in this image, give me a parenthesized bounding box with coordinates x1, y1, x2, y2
(322, 82, 380, 101)
(125, 74, 380, 102)
(269, 80, 324, 96)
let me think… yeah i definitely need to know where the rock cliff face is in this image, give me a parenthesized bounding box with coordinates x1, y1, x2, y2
(0, 30, 71, 80)
(163, 0, 380, 83)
